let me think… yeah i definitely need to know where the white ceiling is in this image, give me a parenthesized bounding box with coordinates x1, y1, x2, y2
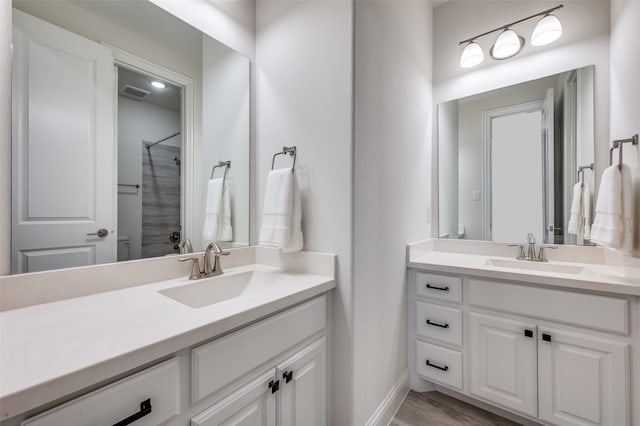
(118, 67, 181, 112)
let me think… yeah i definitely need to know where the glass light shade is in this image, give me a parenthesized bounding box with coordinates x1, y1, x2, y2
(460, 42, 484, 68)
(531, 14, 562, 46)
(491, 29, 523, 59)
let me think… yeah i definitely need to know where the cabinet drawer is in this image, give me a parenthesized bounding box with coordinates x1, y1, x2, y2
(415, 272, 462, 304)
(22, 359, 180, 426)
(416, 302, 462, 347)
(192, 295, 326, 404)
(415, 341, 462, 390)
(468, 278, 629, 334)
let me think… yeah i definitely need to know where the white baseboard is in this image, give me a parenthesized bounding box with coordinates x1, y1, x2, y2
(365, 369, 409, 426)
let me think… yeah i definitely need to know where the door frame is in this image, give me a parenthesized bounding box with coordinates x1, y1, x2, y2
(482, 100, 544, 241)
(106, 44, 195, 249)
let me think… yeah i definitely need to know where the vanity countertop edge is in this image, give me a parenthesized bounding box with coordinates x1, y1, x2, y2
(0, 249, 336, 420)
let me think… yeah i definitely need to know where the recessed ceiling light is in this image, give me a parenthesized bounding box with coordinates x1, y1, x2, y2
(151, 81, 166, 89)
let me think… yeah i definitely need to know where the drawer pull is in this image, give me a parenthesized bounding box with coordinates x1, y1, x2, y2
(112, 399, 152, 426)
(426, 283, 450, 292)
(542, 333, 552, 342)
(426, 319, 449, 329)
(426, 360, 449, 372)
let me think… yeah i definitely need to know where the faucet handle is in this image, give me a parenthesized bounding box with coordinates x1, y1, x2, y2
(536, 245, 558, 262)
(508, 244, 526, 260)
(527, 233, 536, 244)
(179, 256, 202, 280)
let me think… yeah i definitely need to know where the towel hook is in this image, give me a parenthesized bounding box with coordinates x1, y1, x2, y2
(271, 146, 297, 172)
(610, 134, 638, 172)
(210, 160, 231, 180)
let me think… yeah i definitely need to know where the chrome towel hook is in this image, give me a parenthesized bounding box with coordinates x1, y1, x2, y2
(210, 160, 231, 180)
(271, 146, 297, 172)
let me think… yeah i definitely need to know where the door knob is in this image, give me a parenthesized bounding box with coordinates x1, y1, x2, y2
(87, 228, 109, 238)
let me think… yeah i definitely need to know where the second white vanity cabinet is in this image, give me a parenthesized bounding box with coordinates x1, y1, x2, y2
(409, 270, 635, 426)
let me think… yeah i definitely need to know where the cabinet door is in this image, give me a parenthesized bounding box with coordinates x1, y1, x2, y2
(191, 370, 277, 426)
(538, 328, 629, 426)
(276, 337, 326, 426)
(469, 313, 537, 417)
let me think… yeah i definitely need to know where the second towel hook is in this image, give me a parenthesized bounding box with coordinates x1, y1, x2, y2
(271, 146, 297, 172)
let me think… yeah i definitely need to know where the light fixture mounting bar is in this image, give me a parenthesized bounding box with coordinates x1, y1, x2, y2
(459, 4, 563, 45)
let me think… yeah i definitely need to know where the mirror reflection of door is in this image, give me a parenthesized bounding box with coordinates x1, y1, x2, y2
(11, 10, 115, 274)
(487, 100, 552, 244)
(116, 67, 183, 261)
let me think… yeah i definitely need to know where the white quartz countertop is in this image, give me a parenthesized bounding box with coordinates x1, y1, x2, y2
(0, 261, 335, 420)
(407, 239, 640, 296)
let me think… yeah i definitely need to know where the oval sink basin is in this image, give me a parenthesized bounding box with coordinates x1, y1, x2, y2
(485, 258, 584, 275)
(159, 271, 254, 308)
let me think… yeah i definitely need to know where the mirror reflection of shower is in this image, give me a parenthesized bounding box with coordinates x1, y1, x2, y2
(117, 66, 183, 261)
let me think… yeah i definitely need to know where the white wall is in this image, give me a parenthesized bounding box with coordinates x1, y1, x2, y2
(117, 97, 181, 259)
(610, 0, 640, 257)
(433, 0, 610, 238)
(201, 36, 251, 248)
(0, 2, 10, 275)
(256, 1, 353, 423)
(353, 1, 432, 424)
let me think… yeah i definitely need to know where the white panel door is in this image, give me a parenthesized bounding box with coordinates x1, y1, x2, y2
(490, 107, 544, 243)
(191, 370, 277, 426)
(469, 313, 538, 417)
(11, 10, 115, 274)
(276, 337, 326, 426)
(538, 328, 630, 426)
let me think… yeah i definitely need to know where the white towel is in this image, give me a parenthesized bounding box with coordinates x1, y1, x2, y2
(203, 178, 233, 243)
(567, 181, 593, 240)
(590, 164, 633, 254)
(259, 168, 303, 252)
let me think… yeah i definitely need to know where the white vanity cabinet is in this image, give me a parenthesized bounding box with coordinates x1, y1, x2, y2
(409, 270, 635, 426)
(14, 295, 329, 426)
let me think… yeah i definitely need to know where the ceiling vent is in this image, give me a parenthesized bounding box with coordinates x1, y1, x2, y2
(121, 84, 150, 100)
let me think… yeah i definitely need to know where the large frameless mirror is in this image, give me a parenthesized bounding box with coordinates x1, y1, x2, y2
(438, 66, 595, 246)
(8, 0, 250, 274)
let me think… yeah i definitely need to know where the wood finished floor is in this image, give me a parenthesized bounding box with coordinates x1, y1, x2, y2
(390, 391, 521, 426)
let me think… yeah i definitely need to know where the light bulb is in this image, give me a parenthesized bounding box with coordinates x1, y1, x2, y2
(491, 29, 524, 59)
(531, 14, 562, 46)
(460, 42, 484, 68)
(151, 81, 166, 89)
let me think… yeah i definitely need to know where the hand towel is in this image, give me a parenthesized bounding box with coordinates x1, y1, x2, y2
(582, 181, 592, 240)
(203, 178, 233, 243)
(567, 182, 582, 236)
(590, 164, 633, 254)
(259, 168, 303, 252)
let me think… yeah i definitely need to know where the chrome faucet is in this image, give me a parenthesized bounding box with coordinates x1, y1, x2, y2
(509, 233, 557, 262)
(203, 241, 230, 277)
(178, 241, 230, 279)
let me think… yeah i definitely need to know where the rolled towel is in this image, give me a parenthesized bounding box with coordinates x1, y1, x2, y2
(259, 168, 303, 252)
(582, 181, 592, 240)
(621, 165, 633, 255)
(218, 179, 233, 242)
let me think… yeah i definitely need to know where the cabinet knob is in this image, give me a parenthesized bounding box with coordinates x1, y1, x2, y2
(542, 333, 552, 342)
(283, 370, 293, 383)
(268, 379, 280, 393)
(524, 329, 533, 338)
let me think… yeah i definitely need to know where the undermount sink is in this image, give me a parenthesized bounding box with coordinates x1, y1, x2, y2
(159, 271, 254, 308)
(484, 258, 584, 275)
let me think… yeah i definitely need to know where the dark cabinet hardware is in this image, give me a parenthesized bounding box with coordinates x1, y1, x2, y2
(112, 399, 152, 426)
(426, 319, 449, 329)
(426, 283, 450, 292)
(269, 379, 280, 393)
(542, 333, 552, 342)
(283, 370, 293, 383)
(524, 329, 533, 338)
(425, 360, 449, 372)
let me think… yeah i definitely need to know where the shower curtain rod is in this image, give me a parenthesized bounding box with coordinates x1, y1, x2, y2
(145, 132, 181, 150)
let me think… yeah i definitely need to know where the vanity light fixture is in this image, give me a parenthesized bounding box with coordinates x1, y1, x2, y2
(150, 80, 166, 89)
(459, 4, 563, 68)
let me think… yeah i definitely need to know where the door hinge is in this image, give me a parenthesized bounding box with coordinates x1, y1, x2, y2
(268, 379, 280, 394)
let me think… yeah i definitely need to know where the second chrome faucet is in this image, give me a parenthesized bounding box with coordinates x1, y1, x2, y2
(178, 241, 230, 280)
(509, 233, 557, 262)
